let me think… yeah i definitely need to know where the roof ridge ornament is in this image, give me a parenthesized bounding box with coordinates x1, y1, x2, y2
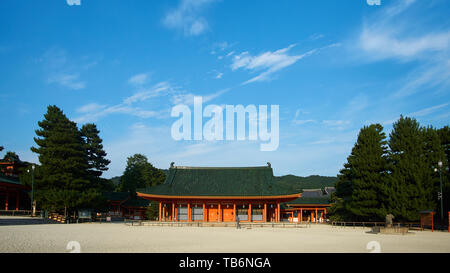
(170, 162, 175, 168)
(267, 162, 271, 168)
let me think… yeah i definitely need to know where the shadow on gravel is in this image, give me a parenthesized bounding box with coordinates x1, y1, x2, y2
(0, 218, 59, 226)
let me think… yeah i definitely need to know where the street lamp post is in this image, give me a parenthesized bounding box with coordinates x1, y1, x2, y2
(438, 161, 443, 221)
(28, 165, 35, 217)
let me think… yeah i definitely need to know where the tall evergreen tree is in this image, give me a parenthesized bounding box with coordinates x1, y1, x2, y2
(80, 123, 112, 191)
(387, 116, 434, 221)
(119, 154, 166, 195)
(336, 124, 388, 221)
(436, 126, 450, 219)
(30, 105, 94, 214)
(80, 123, 110, 178)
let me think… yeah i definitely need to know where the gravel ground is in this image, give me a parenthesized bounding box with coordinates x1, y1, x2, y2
(0, 217, 449, 253)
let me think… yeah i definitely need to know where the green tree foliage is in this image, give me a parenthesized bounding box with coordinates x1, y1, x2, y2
(387, 116, 437, 221)
(333, 117, 449, 222)
(119, 154, 166, 195)
(30, 105, 102, 214)
(334, 124, 389, 221)
(436, 126, 450, 217)
(2, 151, 20, 162)
(80, 123, 110, 178)
(145, 201, 160, 220)
(80, 123, 112, 191)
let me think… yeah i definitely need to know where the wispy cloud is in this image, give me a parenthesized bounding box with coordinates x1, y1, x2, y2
(128, 73, 150, 86)
(124, 82, 173, 104)
(74, 81, 174, 123)
(47, 73, 85, 90)
(171, 88, 229, 105)
(355, 0, 450, 100)
(408, 102, 449, 117)
(231, 44, 315, 84)
(39, 47, 97, 90)
(231, 43, 340, 85)
(163, 0, 217, 36)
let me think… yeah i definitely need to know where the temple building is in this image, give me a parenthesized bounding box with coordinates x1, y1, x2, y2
(0, 174, 31, 211)
(137, 163, 302, 222)
(0, 158, 31, 211)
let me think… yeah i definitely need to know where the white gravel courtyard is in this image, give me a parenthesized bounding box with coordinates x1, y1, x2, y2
(1, 217, 449, 253)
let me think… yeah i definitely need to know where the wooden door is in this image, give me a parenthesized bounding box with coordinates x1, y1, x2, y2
(222, 205, 234, 222)
(207, 205, 218, 222)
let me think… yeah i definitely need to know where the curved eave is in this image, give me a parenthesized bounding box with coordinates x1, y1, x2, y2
(137, 192, 301, 202)
(286, 203, 331, 207)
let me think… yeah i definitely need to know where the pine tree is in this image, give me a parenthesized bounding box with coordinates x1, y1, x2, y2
(80, 123, 112, 191)
(119, 154, 166, 195)
(80, 123, 110, 178)
(437, 126, 450, 215)
(30, 105, 91, 214)
(336, 124, 388, 221)
(387, 116, 434, 221)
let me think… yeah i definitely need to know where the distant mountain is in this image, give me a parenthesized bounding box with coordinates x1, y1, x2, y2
(109, 176, 121, 187)
(274, 175, 337, 192)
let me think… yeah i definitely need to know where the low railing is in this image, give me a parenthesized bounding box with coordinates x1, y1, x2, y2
(125, 220, 311, 228)
(330, 221, 421, 230)
(0, 210, 35, 216)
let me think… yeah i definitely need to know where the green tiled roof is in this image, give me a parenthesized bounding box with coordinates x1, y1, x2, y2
(0, 175, 22, 185)
(287, 197, 331, 205)
(123, 197, 150, 207)
(102, 192, 130, 202)
(137, 165, 299, 197)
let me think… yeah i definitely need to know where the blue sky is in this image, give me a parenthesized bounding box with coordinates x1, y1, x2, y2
(1, 0, 449, 178)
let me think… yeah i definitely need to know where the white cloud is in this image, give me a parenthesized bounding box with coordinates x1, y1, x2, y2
(76, 103, 106, 113)
(358, 0, 449, 62)
(354, 0, 450, 100)
(231, 45, 317, 84)
(128, 73, 150, 86)
(47, 73, 85, 90)
(74, 81, 174, 123)
(39, 47, 98, 90)
(171, 88, 229, 106)
(408, 102, 449, 117)
(360, 29, 450, 60)
(163, 0, 217, 36)
(124, 82, 172, 104)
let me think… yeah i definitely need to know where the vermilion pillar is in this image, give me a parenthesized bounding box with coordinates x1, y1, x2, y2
(203, 203, 206, 222)
(263, 203, 267, 222)
(233, 203, 236, 221)
(159, 202, 161, 221)
(187, 203, 191, 222)
(248, 204, 252, 222)
(315, 208, 318, 223)
(172, 203, 174, 221)
(218, 203, 221, 222)
(277, 203, 280, 222)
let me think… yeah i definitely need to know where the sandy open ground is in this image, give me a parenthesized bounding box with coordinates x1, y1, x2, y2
(0, 217, 449, 253)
